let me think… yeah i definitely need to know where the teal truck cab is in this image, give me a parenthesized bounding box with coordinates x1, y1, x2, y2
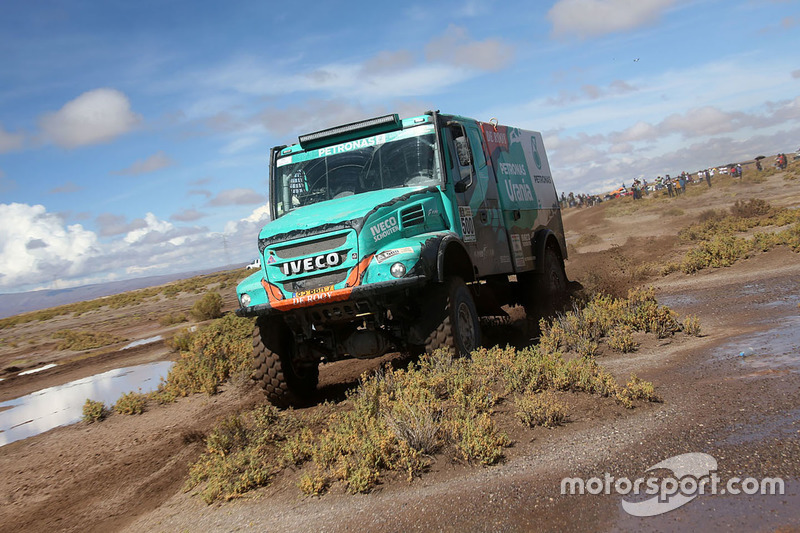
(236, 111, 567, 406)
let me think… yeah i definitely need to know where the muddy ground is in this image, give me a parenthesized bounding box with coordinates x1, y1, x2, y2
(1, 171, 799, 532)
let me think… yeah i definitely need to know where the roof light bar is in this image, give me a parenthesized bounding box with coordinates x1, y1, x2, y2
(298, 114, 402, 149)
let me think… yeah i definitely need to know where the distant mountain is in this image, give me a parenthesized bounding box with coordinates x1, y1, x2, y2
(0, 264, 244, 319)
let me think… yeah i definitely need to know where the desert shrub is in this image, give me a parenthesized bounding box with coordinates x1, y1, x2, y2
(186, 299, 667, 502)
(159, 312, 188, 326)
(82, 399, 107, 423)
(730, 198, 772, 218)
(190, 292, 224, 321)
(608, 326, 638, 352)
(114, 391, 147, 415)
(161, 314, 253, 397)
(538, 287, 680, 351)
(515, 390, 568, 428)
(698, 209, 724, 223)
(167, 327, 197, 352)
(682, 315, 702, 336)
(54, 330, 126, 351)
(206, 415, 248, 456)
(680, 235, 750, 273)
(618, 375, 662, 404)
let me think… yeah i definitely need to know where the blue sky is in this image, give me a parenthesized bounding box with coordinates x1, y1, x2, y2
(0, 0, 798, 293)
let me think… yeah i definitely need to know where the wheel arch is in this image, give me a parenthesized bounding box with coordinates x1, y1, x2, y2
(436, 236, 475, 282)
(533, 228, 566, 274)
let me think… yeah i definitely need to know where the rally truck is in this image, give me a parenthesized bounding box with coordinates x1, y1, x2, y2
(235, 111, 567, 407)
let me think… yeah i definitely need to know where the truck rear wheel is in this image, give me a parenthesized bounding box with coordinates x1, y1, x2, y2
(252, 317, 318, 408)
(423, 277, 481, 357)
(522, 246, 567, 320)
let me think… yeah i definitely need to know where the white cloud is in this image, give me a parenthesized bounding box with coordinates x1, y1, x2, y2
(0, 123, 25, 153)
(123, 213, 174, 244)
(548, 0, 677, 39)
(39, 88, 142, 149)
(113, 151, 175, 175)
(0, 203, 98, 287)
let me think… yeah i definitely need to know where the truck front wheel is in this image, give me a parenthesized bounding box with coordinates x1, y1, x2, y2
(423, 277, 481, 357)
(252, 317, 318, 408)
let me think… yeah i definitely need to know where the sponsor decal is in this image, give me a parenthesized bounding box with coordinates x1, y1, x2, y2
(511, 234, 526, 268)
(369, 216, 399, 242)
(498, 162, 528, 177)
(316, 134, 387, 158)
(280, 252, 342, 276)
(458, 206, 476, 243)
(505, 181, 535, 202)
(375, 247, 414, 264)
(482, 124, 509, 151)
(266, 254, 276, 264)
(533, 174, 553, 184)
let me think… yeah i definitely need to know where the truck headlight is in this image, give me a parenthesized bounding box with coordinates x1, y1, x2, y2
(390, 262, 406, 278)
(240, 293, 251, 307)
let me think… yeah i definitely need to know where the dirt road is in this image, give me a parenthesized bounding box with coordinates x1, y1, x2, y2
(1, 172, 799, 532)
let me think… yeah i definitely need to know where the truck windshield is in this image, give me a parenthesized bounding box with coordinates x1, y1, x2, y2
(273, 124, 439, 218)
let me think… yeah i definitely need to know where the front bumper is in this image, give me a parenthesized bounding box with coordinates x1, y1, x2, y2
(235, 275, 427, 318)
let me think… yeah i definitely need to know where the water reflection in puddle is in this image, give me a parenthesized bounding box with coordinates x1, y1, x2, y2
(0, 361, 173, 447)
(121, 335, 163, 350)
(18, 363, 58, 376)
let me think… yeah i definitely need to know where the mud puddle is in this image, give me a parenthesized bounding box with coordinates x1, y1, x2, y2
(0, 361, 173, 447)
(714, 315, 800, 372)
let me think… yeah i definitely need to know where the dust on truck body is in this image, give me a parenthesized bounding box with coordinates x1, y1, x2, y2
(236, 111, 567, 407)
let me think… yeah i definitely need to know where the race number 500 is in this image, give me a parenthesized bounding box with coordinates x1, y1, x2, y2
(459, 206, 476, 242)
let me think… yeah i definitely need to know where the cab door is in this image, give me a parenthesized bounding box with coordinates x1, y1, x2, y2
(446, 122, 512, 277)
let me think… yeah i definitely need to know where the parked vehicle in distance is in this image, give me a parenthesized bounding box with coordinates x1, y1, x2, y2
(245, 258, 261, 270)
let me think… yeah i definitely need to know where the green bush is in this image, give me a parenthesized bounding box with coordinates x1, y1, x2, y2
(167, 327, 197, 352)
(515, 390, 568, 428)
(54, 330, 126, 351)
(114, 391, 147, 415)
(82, 399, 107, 423)
(190, 292, 224, 321)
(161, 314, 253, 397)
(159, 312, 188, 326)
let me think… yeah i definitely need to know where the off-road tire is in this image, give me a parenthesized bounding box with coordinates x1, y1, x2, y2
(423, 277, 481, 357)
(521, 246, 567, 320)
(252, 317, 318, 408)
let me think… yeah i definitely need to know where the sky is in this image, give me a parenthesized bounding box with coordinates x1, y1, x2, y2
(0, 0, 798, 294)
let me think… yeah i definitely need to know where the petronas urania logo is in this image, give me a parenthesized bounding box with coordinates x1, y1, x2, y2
(532, 137, 542, 169)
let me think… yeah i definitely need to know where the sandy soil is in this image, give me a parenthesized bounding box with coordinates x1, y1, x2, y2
(1, 171, 799, 532)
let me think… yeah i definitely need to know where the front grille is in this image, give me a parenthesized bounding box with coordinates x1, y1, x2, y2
(282, 269, 348, 293)
(272, 233, 349, 259)
(400, 204, 424, 227)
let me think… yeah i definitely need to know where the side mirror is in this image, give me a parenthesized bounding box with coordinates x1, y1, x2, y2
(454, 136, 472, 167)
